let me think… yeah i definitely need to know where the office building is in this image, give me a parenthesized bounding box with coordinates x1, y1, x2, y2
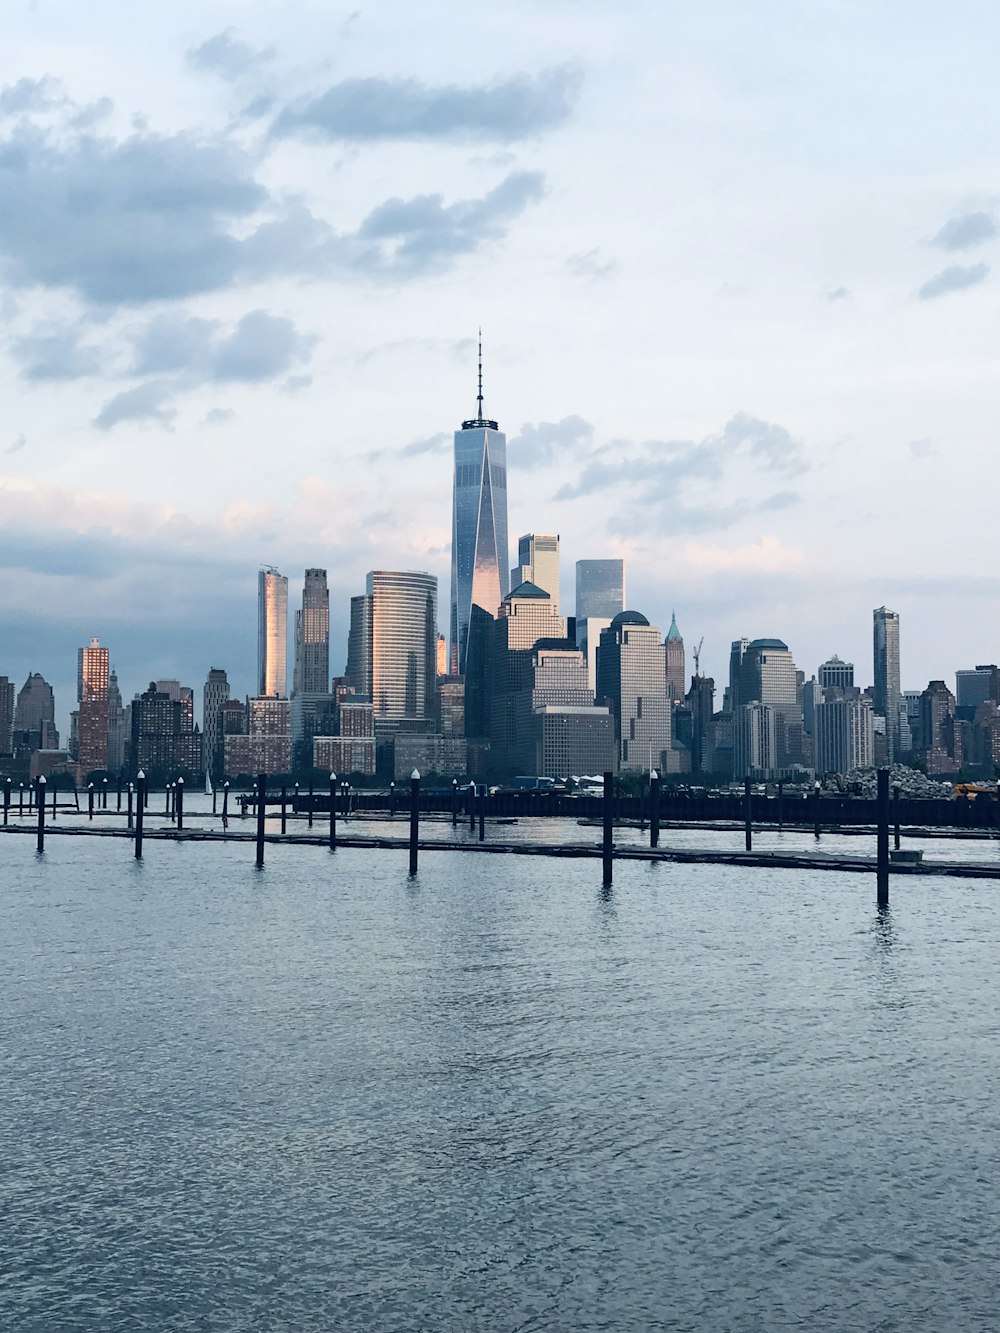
(873, 607, 901, 761)
(12, 673, 58, 755)
(727, 638, 750, 711)
(77, 636, 110, 776)
(258, 567, 288, 697)
(575, 559, 625, 620)
(489, 583, 567, 774)
(0, 676, 13, 755)
(686, 675, 715, 775)
(664, 613, 685, 700)
(225, 696, 292, 775)
(512, 534, 560, 612)
(450, 340, 508, 674)
(293, 569, 330, 696)
(956, 665, 1000, 709)
(202, 668, 230, 779)
(734, 703, 777, 779)
(130, 683, 203, 778)
(814, 697, 875, 774)
(313, 735, 376, 776)
(919, 680, 957, 774)
(437, 677, 465, 737)
(596, 611, 671, 773)
(818, 655, 854, 691)
(290, 692, 338, 770)
(349, 571, 438, 722)
(535, 706, 615, 777)
(393, 733, 467, 780)
(106, 669, 127, 776)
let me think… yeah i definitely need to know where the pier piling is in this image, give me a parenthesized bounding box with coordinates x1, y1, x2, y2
(893, 785, 901, 850)
(603, 770, 614, 887)
(649, 768, 660, 849)
(452, 778, 459, 826)
(127, 783, 134, 831)
(135, 772, 145, 859)
(88, 783, 94, 821)
(280, 784, 287, 836)
(176, 777, 184, 831)
(3, 778, 9, 826)
(813, 781, 822, 839)
(36, 777, 45, 852)
(744, 778, 753, 852)
(328, 773, 337, 851)
(255, 773, 266, 868)
(877, 768, 890, 906)
(409, 770, 420, 874)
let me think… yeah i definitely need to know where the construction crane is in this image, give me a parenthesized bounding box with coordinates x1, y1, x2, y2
(692, 637, 704, 677)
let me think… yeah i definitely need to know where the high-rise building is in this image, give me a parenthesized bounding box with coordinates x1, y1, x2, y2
(489, 583, 567, 774)
(734, 703, 777, 779)
(596, 611, 671, 774)
(77, 636, 110, 776)
(511, 534, 560, 612)
(814, 697, 875, 774)
(203, 668, 230, 779)
(727, 638, 750, 711)
(293, 569, 330, 696)
(12, 673, 58, 755)
(0, 676, 13, 755)
(106, 669, 127, 775)
(737, 638, 804, 771)
(130, 683, 203, 779)
(956, 665, 1000, 709)
(258, 567, 288, 697)
(686, 675, 715, 775)
(873, 607, 901, 761)
(575, 560, 625, 620)
(450, 340, 508, 675)
(818, 655, 854, 691)
(352, 571, 438, 722)
(664, 613, 685, 700)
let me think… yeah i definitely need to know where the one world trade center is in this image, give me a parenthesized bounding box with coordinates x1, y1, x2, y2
(449, 340, 509, 677)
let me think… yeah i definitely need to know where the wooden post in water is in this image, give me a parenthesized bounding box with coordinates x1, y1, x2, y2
(452, 777, 459, 826)
(256, 773, 266, 867)
(602, 771, 614, 887)
(116, 779, 122, 813)
(212, 783, 218, 816)
(19, 783, 24, 818)
(469, 782, 476, 831)
(3, 777, 9, 826)
(409, 769, 420, 875)
(135, 772, 145, 859)
(649, 768, 660, 849)
(102, 777, 108, 810)
(36, 776, 46, 852)
(777, 781, 784, 831)
(88, 783, 94, 821)
(877, 767, 890, 907)
(176, 776, 184, 831)
(308, 781, 314, 829)
(389, 780, 396, 819)
(893, 785, 901, 851)
(328, 773, 337, 851)
(744, 778, 753, 852)
(478, 785, 486, 841)
(222, 781, 230, 828)
(280, 784, 287, 835)
(52, 781, 57, 821)
(127, 783, 134, 831)
(813, 780, 822, 839)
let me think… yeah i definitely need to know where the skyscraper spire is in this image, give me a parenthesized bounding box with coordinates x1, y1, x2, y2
(477, 327, 484, 421)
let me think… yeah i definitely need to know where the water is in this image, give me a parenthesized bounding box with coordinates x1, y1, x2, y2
(2, 834, 999, 1330)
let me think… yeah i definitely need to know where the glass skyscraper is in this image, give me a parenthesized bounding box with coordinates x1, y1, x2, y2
(873, 606, 901, 760)
(351, 571, 438, 721)
(258, 567, 288, 698)
(293, 568, 330, 695)
(575, 559, 625, 620)
(449, 346, 508, 674)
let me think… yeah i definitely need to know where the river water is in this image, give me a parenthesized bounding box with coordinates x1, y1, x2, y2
(2, 831, 998, 1330)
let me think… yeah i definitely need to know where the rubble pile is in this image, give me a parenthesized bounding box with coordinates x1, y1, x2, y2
(843, 765, 953, 800)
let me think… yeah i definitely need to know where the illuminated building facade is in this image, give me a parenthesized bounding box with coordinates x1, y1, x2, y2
(258, 567, 288, 698)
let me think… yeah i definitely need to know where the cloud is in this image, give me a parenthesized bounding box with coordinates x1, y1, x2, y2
(401, 433, 448, 457)
(508, 415, 594, 469)
(930, 211, 998, 252)
(202, 407, 235, 426)
(352, 170, 545, 277)
(566, 249, 617, 280)
(824, 285, 851, 302)
(0, 76, 63, 117)
(682, 535, 805, 574)
(918, 262, 989, 300)
(94, 380, 177, 430)
(10, 324, 103, 380)
(0, 108, 544, 303)
(271, 67, 580, 143)
(553, 412, 808, 535)
(187, 29, 274, 80)
(6, 433, 26, 454)
(909, 438, 936, 458)
(212, 311, 315, 381)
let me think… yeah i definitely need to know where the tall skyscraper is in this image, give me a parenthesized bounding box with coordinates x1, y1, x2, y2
(873, 606, 901, 760)
(258, 567, 288, 697)
(511, 534, 560, 612)
(0, 676, 13, 756)
(596, 611, 671, 774)
(106, 668, 127, 775)
(574, 559, 625, 693)
(814, 697, 875, 775)
(77, 636, 110, 776)
(203, 668, 230, 779)
(489, 582, 567, 772)
(352, 570, 438, 721)
(575, 559, 625, 620)
(293, 568, 330, 695)
(664, 612, 685, 700)
(818, 655, 854, 691)
(450, 339, 509, 675)
(13, 673, 57, 753)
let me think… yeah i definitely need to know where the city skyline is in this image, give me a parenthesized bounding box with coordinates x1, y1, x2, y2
(3, 3, 1000, 727)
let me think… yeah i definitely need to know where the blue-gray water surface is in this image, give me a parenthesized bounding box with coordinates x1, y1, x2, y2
(2, 831, 999, 1330)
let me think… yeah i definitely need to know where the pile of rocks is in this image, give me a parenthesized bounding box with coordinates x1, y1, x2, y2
(843, 765, 954, 800)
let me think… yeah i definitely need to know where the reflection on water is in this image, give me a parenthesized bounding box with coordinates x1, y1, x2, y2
(1, 839, 999, 1331)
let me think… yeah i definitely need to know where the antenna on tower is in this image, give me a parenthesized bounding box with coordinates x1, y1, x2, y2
(693, 637, 704, 677)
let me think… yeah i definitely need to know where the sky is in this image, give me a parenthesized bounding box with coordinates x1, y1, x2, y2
(2, 0, 999, 733)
